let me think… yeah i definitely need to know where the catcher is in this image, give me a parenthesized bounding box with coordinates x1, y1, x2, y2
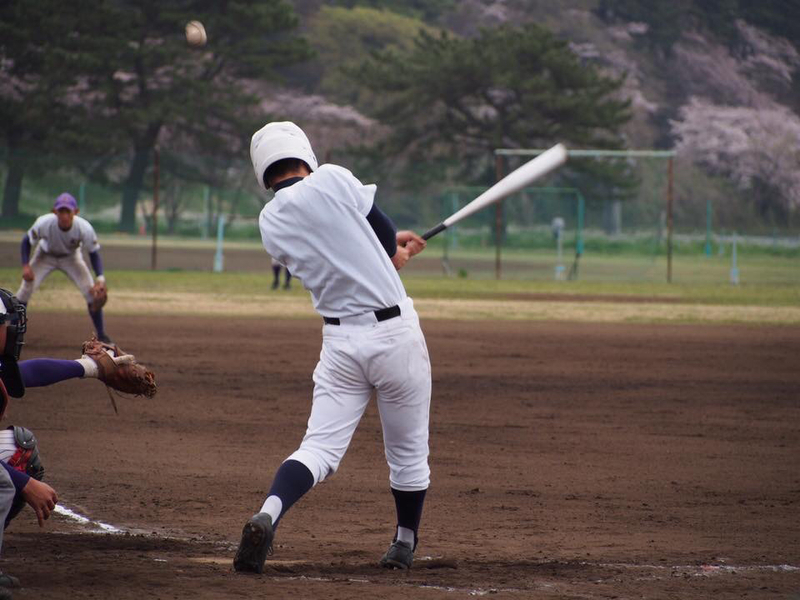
(15, 193, 112, 343)
(0, 288, 155, 597)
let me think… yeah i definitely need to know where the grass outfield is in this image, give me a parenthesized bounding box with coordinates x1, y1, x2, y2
(2, 267, 798, 325)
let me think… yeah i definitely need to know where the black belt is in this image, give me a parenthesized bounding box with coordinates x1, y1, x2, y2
(323, 304, 401, 326)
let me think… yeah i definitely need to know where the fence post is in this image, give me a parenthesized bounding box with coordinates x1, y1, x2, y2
(666, 156, 674, 283)
(78, 181, 86, 213)
(495, 154, 504, 280)
(213, 215, 226, 272)
(151, 147, 159, 271)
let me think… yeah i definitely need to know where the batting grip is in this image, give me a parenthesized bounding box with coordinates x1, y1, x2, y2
(421, 222, 447, 241)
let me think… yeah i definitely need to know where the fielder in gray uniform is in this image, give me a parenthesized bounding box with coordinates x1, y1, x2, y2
(15, 193, 111, 343)
(234, 122, 431, 573)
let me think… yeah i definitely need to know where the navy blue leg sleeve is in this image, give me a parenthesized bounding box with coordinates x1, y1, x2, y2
(267, 459, 314, 528)
(88, 305, 106, 338)
(391, 488, 427, 537)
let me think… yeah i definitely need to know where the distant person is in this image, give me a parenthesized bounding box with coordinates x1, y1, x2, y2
(270, 257, 292, 290)
(15, 193, 112, 343)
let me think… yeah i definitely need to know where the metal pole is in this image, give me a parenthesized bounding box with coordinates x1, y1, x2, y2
(78, 181, 86, 213)
(213, 215, 226, 272)
(730, 232, 739, 285)
(202, 185, 211, 239)
(495, 154, 504, 280)
(151, 147, 159, 271)
(705, 198, 712, 257)
(666, 157, 674, 283)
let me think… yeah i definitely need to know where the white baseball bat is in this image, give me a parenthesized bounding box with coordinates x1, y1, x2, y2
(421, 143, 568, 240)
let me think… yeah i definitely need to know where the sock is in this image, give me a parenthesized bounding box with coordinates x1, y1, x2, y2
(259, 496, 283, 526)
(76, 357, 98, 378)
(259, 459, 314, 528)
(18, 359, 85, 387)
(391, 488, 427, 549)
(88, 305, 105, 338)
(396, 526, 415, 546)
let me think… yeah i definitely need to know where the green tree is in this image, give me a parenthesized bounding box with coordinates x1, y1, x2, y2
(298, 5, 438, 108)
(353, 25, 631, 190)
(328, 0, 454, 21)
(78, 0, 309, 232)
(0, 1, 95, 219)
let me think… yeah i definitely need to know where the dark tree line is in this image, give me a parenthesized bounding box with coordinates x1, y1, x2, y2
(0, 0, 309, 231)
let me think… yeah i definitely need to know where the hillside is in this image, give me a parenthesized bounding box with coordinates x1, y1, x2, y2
(284, 0, 799, 234)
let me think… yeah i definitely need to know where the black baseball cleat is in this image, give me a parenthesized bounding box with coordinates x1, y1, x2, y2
(0, 571, 19, 600)
(97, 333, 113, 344)
(233, 513, 274, 574)
(0, 572, 19, 588)
(379, 540, 414, 569)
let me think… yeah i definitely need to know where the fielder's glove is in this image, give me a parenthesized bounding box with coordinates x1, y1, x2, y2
(89, 281, 108, 313)
(82, 337, 157, 400)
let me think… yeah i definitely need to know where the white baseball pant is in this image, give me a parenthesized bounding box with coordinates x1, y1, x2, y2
(288, 297, 432, 492)
(15, 247, 95, 304)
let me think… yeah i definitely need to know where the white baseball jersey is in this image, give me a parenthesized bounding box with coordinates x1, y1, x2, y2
(256, 164, 431, 493)
(259, 164, 406, 317)
(27, 214, 100, 257)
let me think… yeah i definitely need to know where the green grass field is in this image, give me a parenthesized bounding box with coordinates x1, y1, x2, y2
(2, 254, 798, 325)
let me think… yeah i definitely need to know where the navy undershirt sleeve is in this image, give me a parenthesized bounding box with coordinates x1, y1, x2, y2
(20, 235, 31, 265)
(366, 203, 397, 258)
(2, 460, 30, 493)
(89, 251, 103, 277)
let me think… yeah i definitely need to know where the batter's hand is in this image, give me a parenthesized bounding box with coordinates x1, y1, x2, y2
(22, 477, 59, 527)
(396, 230, 426, 257)
(22, 264, 34, 282)
(391, 245, 411, 270)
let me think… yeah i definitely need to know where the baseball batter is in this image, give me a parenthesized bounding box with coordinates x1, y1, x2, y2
(234, 122, 431, 573)
(15, 193, 111, 343)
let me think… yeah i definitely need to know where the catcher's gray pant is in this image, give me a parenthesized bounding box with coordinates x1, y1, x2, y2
(287, 297, 432, 492)
(0, 467, 14, 555)
(15, 247, 95, 305)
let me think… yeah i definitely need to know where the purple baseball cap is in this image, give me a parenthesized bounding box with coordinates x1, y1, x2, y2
(53, 192, 78, 211)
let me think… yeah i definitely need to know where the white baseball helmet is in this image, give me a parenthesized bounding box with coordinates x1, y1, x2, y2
(250, 121, 318, 191)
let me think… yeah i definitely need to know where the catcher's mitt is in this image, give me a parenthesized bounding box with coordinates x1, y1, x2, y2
(82, 337, 157, 406)
(89, 281, 108, 313)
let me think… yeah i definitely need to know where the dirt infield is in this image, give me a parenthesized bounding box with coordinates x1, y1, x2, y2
(3, 313, 799, 599)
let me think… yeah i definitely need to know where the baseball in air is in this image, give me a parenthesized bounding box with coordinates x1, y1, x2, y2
(185, 20, 207, 47)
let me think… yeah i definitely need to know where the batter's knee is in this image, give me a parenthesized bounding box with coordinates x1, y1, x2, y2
(389, 461, 430, 492)
(286, 446, 344, 486)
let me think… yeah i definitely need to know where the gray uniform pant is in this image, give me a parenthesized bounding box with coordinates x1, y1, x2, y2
(15, 247, 95, 305)
(0, 468, 15, 555)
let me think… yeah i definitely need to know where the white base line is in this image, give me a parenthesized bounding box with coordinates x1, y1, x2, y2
(53, 504, 124, 534)
(50, 504, 800, 592)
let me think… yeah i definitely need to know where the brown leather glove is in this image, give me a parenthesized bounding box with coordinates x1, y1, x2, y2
(82, 337, 156, 398)
(89, 281, 108, 313)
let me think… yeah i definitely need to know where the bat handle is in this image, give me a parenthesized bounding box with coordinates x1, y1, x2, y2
(421, 222, 447, 240)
